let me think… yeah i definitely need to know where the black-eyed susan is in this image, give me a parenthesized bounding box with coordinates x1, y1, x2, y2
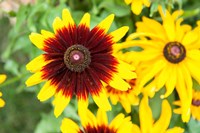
(118, 6, 200, 122)
(0, 74, 6, 108)
(105, 51, 139, 113)
(174, 89, 200, 121)
(124, 0, 151, 15)
(61, 107, 132, 133)
(106, 79, 139, 113)
(26, 9, 136, 117)
(132, 96, 184, 133)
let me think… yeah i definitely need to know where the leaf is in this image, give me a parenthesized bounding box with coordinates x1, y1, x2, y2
(188, 118, 200, 133)
(34, 111, 62, 133)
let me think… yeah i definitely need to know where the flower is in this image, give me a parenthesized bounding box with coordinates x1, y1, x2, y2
(106, 79, 139, 113)
(124, 0, 151, 15)
(132, 96, 184, 133)
(26, 9, 136, 117)
(60, 107, 132, 133)
(174, 89, 200, 121)
(105, 51, 139, 113)
(0, 74, 6, 108)
(118, 6, 200, 122)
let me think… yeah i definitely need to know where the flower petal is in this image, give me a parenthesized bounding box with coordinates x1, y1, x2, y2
(37, 80, 56, 102)
(61, 118, 80, 133)
(109, 26, 129, 42)
(96, 14, 114, 33)
(53, 91, 71, 118)
(79, 13, 90, 28)
(25, 71, 45, 87)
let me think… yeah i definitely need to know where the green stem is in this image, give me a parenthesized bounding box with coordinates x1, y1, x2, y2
(0, 73, 28, 88)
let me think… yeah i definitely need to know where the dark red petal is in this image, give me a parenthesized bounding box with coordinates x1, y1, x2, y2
(75, 72, 88, 100)
(77, 24, 90, 45)
(84, 68, 103, 96)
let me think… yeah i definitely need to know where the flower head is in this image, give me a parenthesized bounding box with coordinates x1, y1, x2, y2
(174, 89, 200, 121)
(124, 0, 151, 15)
(0, 74, 6, 108)
(105, 51, 139, 113)
(61, 108, 132, 133)
(132, 96, 184, 133)
(118, 6, 200, 122)
(26, 9, 135, 117)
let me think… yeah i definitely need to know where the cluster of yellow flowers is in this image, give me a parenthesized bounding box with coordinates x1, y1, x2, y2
(1, 0, 200, 133)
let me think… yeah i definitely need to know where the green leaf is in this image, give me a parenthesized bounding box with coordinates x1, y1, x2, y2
(188, 118, 200, 133)
(34, 111, 62, 133)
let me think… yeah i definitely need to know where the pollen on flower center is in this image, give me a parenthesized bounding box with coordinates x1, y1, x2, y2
(64, 44, 91, 72)
(163, 42, 186, 63)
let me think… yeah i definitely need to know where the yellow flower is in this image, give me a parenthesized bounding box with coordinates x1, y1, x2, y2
(132, 96, 184, 133)
(26, 9, 136, 117)
(174, 89, 200, 121)
(124, 0, 151, 15)
(61, 107, 132, 133)
(105, 51, 139, 113)
(118, 6, 200, 122)
(0, 74, 6, 108)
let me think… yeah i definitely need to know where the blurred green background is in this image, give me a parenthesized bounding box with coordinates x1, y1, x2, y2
(1, 0, 200, 132)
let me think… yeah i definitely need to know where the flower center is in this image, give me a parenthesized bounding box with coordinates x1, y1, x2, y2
(64, 45, 91, 72)
(163, 42, 186, 63)
(192, 99, 200, 106)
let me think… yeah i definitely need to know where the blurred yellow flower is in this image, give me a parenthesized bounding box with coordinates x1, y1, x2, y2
(124, 0, 151, 15)
(118, 6, 200, 122)
(132, 96, 184, 133)
(61, 108, 132, 133)
(0, 74, 6, 108)
(174, 89, 200, 121)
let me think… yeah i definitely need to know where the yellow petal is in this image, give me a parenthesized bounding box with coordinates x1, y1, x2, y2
(139, 59, 166, 89)
(158, 6, 175, 41)
(26, 55, 50, 73)
(61, 118, 80, 133)
(0, 98, 5, 108)
(161, 65, 177, 98)
(132, 124, 141, 133)
(79, 13, 90, 28)
(62, 9, 75, 25)
(97, 109, 108, 125)
(53, 17, 65, 33)
(182, 30, 199, 46)
(152, 100, 172, 133)
(41, 30, 55, 39)
(109, 113, 125, 129)
(109, 73, 131, 91)
(92, 89, 111, 111)
(29, 33, 45, 49)
(117, 117, 132, 133)
(155, 66, 170, 90)
(79, 108, 97, 128)
(131, 0, 143, 15)
(37, 80, 56, 102)
(53, 91, 71, 118)
(143, 0, 151, 7)
(25, 71, 45, 87)
(109, 26, 129, 42)
(165, 127, 184, 133)
(117, 61, 137, 80)
(124, 0, 132, 4)
(0, 74, 6, 84)
(139, 96, 153, 133)
(96, 14, 114, 33)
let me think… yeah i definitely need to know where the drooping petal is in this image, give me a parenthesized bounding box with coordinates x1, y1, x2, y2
(26, 71, 45, 87)
(152, 100, 172, 133)
(97, 109, 108, 125)
(131, 0, 143, 15)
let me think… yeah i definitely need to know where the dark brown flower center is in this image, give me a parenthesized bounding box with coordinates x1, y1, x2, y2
(192, 99, 200, 106)
(163, 42, 186, 63)
(64, 45, 91, 72)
